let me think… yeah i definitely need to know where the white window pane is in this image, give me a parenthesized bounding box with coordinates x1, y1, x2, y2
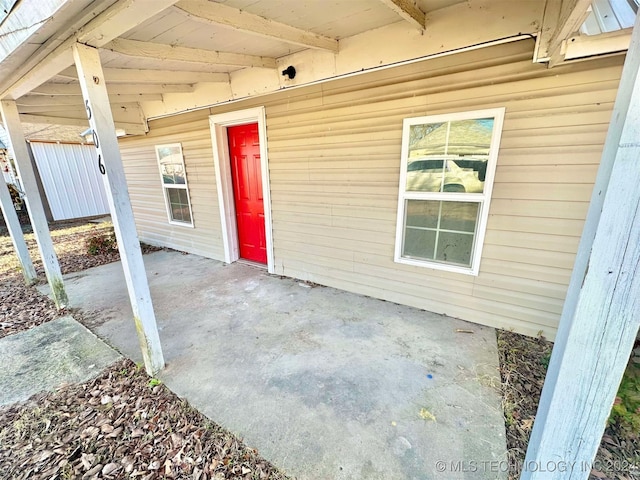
(161, 163, 186, 185)
(167, 187, 192, 224)
(406, 199, 439, 228)
(406, 159, 446, 192)
(403, 227, 436, 260)
(157, 143, 193, 226)
(174, 166, 186, 184)
(439, 201, 479, 233)
(157, 145, 182, 161)
(396, 108, 504, 272)
(406, 118, 493, 193)
(436, 231, 474, 266)
(407, 158, 487, 193)
(403, 200, 479, 266)
(409, 122, 445, 156)
(446, 118, 493, 156)
(161, 164, 175, 184)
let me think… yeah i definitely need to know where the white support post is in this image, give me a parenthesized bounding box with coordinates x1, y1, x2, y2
(72, 43, 164, 375)
(0, 100, 67, 307)
(0, 179, 36, 284)
(522, 12, 640, 480)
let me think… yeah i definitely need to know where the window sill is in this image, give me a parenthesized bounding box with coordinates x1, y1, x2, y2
(167, 220, 195, 228)
(394, 256, 479, 276)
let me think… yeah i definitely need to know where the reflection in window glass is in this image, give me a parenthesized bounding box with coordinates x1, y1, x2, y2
(409, 122, 445, 156)
(157, 145, 181, 161)
(161, 163, 186, 185)
(406, 118, 493, 194)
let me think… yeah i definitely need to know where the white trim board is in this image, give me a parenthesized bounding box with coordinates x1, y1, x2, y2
(209, 107, 275, 274)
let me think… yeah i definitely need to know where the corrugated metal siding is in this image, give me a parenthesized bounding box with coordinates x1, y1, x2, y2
(581, 0, 638, 35)
(118, 115, 223, 259)
(0, 125, 12, 182)
(30, 142, 110, 221)
(0, 125, 9, 149)
(121, 40, 623, 339)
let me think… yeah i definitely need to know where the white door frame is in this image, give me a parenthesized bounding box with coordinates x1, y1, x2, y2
(209, 106, 274, 273)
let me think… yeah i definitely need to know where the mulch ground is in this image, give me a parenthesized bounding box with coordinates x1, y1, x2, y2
(498, 331, 640, 480)
(0, 359, 289, 480)
(0, 219, 291, 479)
(0, 220, 120, 339)
(0, 218, 637, 480)
(0, 219, 158, 339)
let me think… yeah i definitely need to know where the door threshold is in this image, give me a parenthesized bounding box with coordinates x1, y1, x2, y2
(237, 259, 268, 270)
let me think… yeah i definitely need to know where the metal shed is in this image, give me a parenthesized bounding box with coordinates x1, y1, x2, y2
(29, 141, 109, 221)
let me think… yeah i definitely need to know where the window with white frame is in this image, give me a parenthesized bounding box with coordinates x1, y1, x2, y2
(394, 108, 505, 275)
(155, 143, 194, 226)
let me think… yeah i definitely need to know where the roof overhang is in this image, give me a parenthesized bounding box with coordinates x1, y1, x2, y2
(0, 0, 634, 139)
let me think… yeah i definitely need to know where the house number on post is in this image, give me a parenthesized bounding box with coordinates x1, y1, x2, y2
(85, 99, 106, 175)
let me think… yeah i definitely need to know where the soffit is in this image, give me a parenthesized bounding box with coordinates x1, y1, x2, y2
(0, 0, 548, 139)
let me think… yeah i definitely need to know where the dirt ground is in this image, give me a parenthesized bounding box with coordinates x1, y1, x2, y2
(0, 218, 637, 480)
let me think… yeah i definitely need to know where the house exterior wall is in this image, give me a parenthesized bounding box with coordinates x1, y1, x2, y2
(118, 40, 623, 339)
(118, 114, 224, 259)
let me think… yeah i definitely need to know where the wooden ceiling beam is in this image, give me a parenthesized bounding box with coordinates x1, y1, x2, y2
(17, 94, 162, 107)
(20, 101, 145, 126)
(378, 0, 426, 30)
(105, 38, 276, 69)
(31, 83, 195, 95)
(174, 0, 339, 52)
(20, 108, 143, 126)
(537, 0, 593, 63)
(19, 114, 147, 135)
(57, 67, 230, 84)
(554, 0, 593, 45)
(17, 102, 141, 114)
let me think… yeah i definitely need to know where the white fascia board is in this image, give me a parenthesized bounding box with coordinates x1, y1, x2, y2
(564, 28, 633, 60)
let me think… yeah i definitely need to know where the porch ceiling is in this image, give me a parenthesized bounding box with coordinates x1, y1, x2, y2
(1, 0, 618, 138)
(2, 0, 482, 137)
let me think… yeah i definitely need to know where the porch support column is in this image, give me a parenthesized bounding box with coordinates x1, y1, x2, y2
(0, 100, 67, 306)
(72, 42, 164, 375)
(522, 12, 640, 480)
(0, 179, 36, 284)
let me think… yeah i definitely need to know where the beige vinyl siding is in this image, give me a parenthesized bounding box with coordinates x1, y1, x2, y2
(120, 39, 623, 339)
(119, 113, 224, 259)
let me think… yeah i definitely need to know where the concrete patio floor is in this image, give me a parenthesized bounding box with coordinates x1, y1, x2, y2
(46, 250, 507, 480)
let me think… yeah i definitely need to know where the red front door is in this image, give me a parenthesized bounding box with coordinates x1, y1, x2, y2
(227, 123, 267, 264)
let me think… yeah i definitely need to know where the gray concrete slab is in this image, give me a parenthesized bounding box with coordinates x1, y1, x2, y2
(44, 251, 508, 480)
(0, 316, 121, 406)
